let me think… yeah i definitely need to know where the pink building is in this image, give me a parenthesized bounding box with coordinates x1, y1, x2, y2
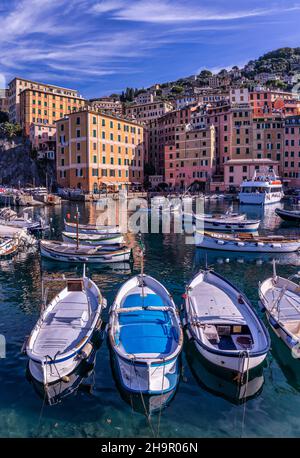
(284, 115, 300, 187)
(165, 124, 215, 190)
(224, 158, 280, 190)
(29, 123, 56, 159)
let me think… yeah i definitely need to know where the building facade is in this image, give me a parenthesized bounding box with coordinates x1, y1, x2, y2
(284, 115, 300, 187)
(56, 108, 144, 193)
(165, 124, 215, 190)
(224, 158, 280, 189)
(125, 100, 174, 123)
(8, 77, 83, 125)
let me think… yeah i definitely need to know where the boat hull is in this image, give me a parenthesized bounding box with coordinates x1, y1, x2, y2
(203, 221, 260, 232)
(275, 208, 300, 223)
(62, 232, 124, 245)
(114, 354, 180, 394)
(239, 192, 283, 205)
(192, 339, 266, 373)
(65, 221, 120, 235)
(40, 244, 132, 263)
(195, 234, 300, 252)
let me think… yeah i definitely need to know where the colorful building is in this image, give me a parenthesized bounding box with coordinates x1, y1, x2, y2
(19, 86, 85, 135)
(165, 124, 215, 190)
(125, 100, 174, 124)
(56, 107, 144, 193)
(283, 115, 300, 187)
(8, 77, 83, 125)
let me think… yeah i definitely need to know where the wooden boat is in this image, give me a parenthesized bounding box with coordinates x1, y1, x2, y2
(0, 237, 18, 256)
(0, 207, 41, 232)
(195, 215, 260, 232)
(195, 231, 300, 253)
(259, 263, 300, 354)
(62, 231, 124, 246)
(64, 219, 120, 235)
(108, 274, 183, 394)
(183, 270, 270, 374)
(26, 268, 106, 384)
(275, 208, 300, 223)
(40, 240, 132, 263)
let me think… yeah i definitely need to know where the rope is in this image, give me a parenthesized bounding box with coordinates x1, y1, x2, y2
(131, 356, 155, 437)
(156, 357, 166, 438)
(240, 350, 250, 438)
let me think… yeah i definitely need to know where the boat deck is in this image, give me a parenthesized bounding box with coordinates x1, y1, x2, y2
(118, 288, 176, 356)
(264, 287, 300, 322)
(32, 291, 92, 358)
(189, 281, 245, 324)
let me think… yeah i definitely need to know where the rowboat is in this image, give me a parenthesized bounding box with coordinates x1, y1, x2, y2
(62, 231, 124, 246)
(196, 215, 260, 232)
(0, 207, 41, 232)
(0, 237, 18, 256)
(108, 274, 183, 394)
(259, 263, 300, 355)
(275, 208, 300, 223)
(26, 268, 106, 384)
(195, 231, 300, 252)
(40, 240, 132, 263)
(64, 219, 120, 235)
(183, 270, 270, 374)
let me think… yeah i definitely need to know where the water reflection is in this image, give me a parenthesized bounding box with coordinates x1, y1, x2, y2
(269, 329, 300, 390)
(185, 341, 264, 404)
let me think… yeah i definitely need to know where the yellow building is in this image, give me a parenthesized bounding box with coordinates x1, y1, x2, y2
(8, 77, 84, 125)
(20, 86, 85, 135)
(56, 107, 144, 193)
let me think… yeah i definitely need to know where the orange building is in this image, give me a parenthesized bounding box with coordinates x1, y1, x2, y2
(20, 87, 85, 135)
(56, 107, 144, 193)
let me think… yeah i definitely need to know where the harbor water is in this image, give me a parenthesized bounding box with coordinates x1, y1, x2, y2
(1, 199, 300, 438)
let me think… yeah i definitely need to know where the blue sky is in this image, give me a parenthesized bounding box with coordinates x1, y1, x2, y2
(1, 0, 300, 98)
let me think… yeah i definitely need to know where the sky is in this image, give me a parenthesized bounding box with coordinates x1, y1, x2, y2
(0, 0, 300, 98)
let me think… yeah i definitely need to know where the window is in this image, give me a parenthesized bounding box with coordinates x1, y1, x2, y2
(76, 129, 80, 138)
(93, 155, 97, 163)
(93, 116, 96, 124)
(76, 143, 80, 151)
(92, 169, 98, 176)
(93, 129, 96, 138)
(77, 155, 81, 164)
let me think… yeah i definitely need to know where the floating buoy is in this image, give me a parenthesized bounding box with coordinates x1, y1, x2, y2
(80, 342, 93, 359)
(61, 375, 70, 383)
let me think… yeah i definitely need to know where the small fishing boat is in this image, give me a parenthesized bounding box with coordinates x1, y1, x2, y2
(0, 207, 41, 232)
(26, 268, 106, 384)
(183, 270, 270, 373)
(108, 274, 183, 394)
(40, 240, 132, 263)
(0, 237, 18, 256)
(195, 231, 300, 253)
(62, 231, 124, 246)
(259, 263, 300, 354)
(193, 214, 260, 232)
(275, 208, 300, 223)
(64, 219, 120, 235)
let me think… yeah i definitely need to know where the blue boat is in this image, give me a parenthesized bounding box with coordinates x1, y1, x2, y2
(108, 274, 183, 394)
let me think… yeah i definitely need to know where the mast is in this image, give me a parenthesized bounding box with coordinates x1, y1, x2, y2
(76, 205, 79, 250)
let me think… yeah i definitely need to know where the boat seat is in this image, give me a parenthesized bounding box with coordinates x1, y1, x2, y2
(53, 309, 88, 324)
(121, 293, 164, 308)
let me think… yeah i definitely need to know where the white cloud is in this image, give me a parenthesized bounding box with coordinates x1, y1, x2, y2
(91, 0, 125, 14)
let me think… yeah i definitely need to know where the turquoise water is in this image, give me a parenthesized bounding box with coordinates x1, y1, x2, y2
(1, 200, 300, 438)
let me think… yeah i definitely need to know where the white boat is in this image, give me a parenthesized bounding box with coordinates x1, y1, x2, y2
(183, 270, 270, 373)
(62, 231, 124, 246)
(108, 274, 183, 394)
(40, 240, 132, 263)
(64, 220, 120, 235)
(0, 207, 41, 231)
(192, 214, 260, 232)
(0, 237, 18, 256)
(195, 231, 300, 253)
(259, 263, 300, 354)
(26, 269, 106, 384)
(239, 170, 284, 205)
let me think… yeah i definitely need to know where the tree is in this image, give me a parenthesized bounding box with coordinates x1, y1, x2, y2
(0, 122, 22, 139)
(171, 85, 184, 94)
(198, 70, 212, 79)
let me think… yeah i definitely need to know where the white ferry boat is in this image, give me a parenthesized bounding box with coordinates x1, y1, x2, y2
(238, 170, 284, 205)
